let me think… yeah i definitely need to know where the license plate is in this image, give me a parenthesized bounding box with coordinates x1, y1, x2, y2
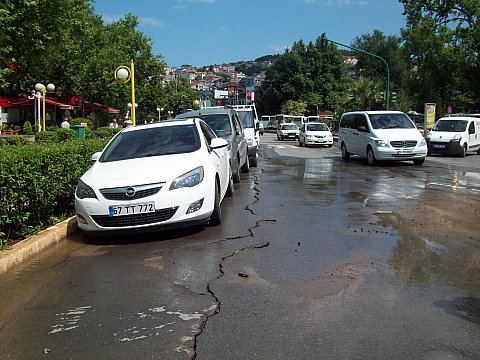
(109, 202, 155, 217)
(433, 144, 446, 149)
(397, 149, 412, 154)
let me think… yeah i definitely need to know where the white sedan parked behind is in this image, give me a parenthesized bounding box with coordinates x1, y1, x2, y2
(298, 122, 334, 147)
(75, 118, 233, 235)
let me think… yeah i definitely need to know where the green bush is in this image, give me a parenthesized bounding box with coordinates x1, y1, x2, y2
(0, 138, 110, 241)
(23, 121, 34, 135)
(5, 136, 30, 146)
(56, 128, 75, 141)
(93, 126, 122, 139)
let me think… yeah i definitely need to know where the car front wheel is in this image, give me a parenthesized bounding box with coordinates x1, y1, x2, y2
(341, 143, 350, 161)
(232, 159, 241, 183)
(367, 147, 376, 166)
(209, 183, 222, 226)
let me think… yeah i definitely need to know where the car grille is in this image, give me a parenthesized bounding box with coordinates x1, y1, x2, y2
(100, 185, 163, 201)
(91, 207, 178, 228)
(390, 140, 417, 148)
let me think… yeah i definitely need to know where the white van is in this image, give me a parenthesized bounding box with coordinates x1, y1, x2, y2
(426, 116, 480, 157)
(230, 104, 259, 167)
(338, 111, 428, 165)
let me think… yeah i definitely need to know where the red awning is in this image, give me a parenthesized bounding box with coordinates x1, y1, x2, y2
(0, 97, 10, 107)
(107, 107, 120, 114)
(8, 97, 74, 110)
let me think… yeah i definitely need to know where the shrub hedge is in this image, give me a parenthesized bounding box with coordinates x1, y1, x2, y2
(0, 136, 111, 242)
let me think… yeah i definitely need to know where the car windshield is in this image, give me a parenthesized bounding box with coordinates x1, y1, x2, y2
(281, 124, 298, 130)
(197, 114, 232, 137)
(433, 120, 468, 132)
(100, 125, 200, 162)
(306, 123, 329, 131)
(237, 111, 254, 129)
(369, 113, 415, 129)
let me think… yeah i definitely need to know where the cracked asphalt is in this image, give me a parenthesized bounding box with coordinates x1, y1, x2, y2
(0, 134, 479, 359)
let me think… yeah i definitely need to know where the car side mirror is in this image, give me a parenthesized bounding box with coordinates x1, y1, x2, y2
(91, 152, 101, 162)
(210, 137, 228, 149)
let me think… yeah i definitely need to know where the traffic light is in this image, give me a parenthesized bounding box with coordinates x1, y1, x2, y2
(391, 91, 397, 103)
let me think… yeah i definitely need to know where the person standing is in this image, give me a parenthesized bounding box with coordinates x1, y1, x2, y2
(60, 119, 70, 128)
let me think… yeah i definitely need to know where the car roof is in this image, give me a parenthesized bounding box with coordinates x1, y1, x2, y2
(438, 116, 479, 121)
(120, 118, 197, 132)
(177, 107, 235, 118)
(343, 110, 405, 116)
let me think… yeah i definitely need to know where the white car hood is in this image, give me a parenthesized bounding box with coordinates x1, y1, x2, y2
(306, 131, 332, 136)
(374, 128, 423, 141)
(81, 152, 203, 189)
(428, 131, 456, 141)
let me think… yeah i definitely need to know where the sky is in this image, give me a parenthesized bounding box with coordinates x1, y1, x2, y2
(91, 0, 407, 68)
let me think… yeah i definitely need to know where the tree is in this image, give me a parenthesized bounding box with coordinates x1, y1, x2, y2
(281, 100, 307, 116)
(257, 33, 348, 116)
(400, 0, 480, 113)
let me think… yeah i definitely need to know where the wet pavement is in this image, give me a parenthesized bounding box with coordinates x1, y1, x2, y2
(0, 135, 479, 359)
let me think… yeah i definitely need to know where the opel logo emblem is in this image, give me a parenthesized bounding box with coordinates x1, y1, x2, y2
(125, 187, 136, 197)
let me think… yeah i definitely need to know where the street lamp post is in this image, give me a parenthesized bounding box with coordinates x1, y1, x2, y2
(35, 82, 55, 131)
(325, 39, 391, 110)
(115, 60, 136, 126)
(156, 107, 164, 121)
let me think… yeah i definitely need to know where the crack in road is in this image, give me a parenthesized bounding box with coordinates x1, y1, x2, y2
(191, 171, 273, 359)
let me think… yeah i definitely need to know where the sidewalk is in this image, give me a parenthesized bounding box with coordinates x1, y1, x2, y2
(0, 217, 78, 274)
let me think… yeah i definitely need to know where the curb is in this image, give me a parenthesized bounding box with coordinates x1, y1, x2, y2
(0, 217, 78, 274)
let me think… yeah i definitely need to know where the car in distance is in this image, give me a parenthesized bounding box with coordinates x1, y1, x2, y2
(338, 111, 428, 165)
(229, 104, 260, 167)
(75, 118, 233, 235)
(425, 116, 480, 156)
(277, 123, 299, 140)
(176, 107, 249, 183)
(298, 122, 334, 147)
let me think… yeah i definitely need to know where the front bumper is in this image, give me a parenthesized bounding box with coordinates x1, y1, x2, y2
(426, 139, 463, 155)
(374, 145, 428, 161)
(305, 137, 333, 146)
(75, 182, 215, 233)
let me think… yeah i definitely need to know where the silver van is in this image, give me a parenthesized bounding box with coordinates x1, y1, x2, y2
(338, 111, 428, 165)
(176, 108, 249, 182)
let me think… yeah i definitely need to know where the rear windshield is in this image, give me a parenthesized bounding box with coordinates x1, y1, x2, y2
(306, 123, 329, 131)
(197, 114, 232, 137)
(432, 120, 468, 132)
(237, 111, 255, 129)
(100, 125, 200, 162)
(369, 113, 415, 130)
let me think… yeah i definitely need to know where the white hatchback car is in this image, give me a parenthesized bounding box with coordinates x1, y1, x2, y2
(298, 122, 334, 147)
(75, 118, 233, 235)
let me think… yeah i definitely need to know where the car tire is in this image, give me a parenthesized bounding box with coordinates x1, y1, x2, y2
(460, 144, 467, 157)
(367, 147, 377, 166)
(241, 154, 250, 173)
(341, 143, 350, 161)
(249, 153, 258, 167)
(209, 183, 222, 226)
(232, 159, 241, 183)
(413, 158, 425, 165)
(477, 148, 480, 155)
(225, 169, 234, 197)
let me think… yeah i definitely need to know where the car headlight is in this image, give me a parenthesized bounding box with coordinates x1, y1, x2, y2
(452, 134, 462, 141)
(170, 166, 204, 190)
(76, 179, 97, 199)
(374, 139, 390, 148)
(419, 138, 427, 147)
